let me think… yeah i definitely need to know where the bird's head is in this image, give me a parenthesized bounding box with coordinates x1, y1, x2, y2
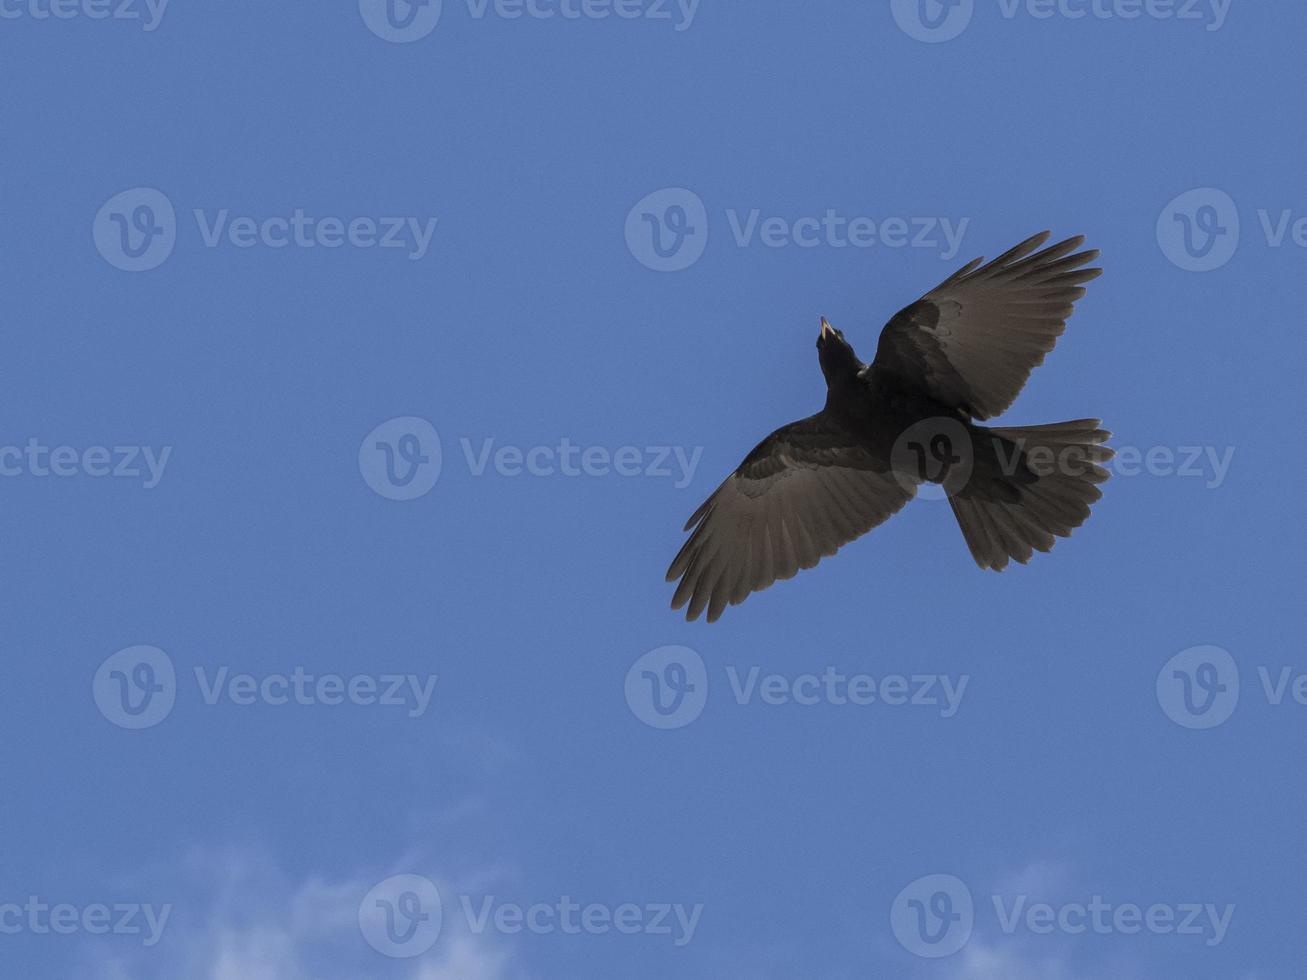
(816, 317, 861, 387)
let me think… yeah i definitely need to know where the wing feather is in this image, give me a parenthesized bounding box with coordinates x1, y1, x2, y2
(872, 232, 1101, 419)
(667, 412, 916, 622)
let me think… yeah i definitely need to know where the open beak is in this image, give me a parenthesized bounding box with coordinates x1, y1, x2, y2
(820, 317, 835, 341)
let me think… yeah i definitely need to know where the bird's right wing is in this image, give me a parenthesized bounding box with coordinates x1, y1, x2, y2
(871, 232, 1102, 420)
(667, 412, 917, 622)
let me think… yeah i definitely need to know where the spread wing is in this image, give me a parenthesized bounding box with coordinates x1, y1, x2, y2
(872, 232, 1102, 420)
(666, 412, 917, 623)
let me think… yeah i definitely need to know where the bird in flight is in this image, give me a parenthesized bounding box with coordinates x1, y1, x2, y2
(667, 231, 1113, 622)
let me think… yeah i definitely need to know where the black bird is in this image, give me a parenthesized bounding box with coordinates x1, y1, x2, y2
(667, 231, 1113, 622)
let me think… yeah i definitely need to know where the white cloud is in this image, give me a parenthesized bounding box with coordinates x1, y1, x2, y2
(992, 860, 1072, 899)
(927, 860, 1142, 980)
(939, 941, 1122, 980)
(87, 845, 516, 980)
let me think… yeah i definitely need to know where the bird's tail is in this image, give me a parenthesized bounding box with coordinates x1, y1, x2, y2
(949, 419, 1113, 571)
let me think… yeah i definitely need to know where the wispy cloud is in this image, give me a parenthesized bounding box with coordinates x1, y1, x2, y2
(85, 844, 516, 980)
(937, 941, 1134, 980)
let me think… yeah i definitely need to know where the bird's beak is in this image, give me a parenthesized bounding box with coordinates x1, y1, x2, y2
(820, 317, 835, 341)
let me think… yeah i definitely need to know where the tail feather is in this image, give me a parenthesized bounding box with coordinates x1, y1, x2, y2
(950, 419, 1112, 571)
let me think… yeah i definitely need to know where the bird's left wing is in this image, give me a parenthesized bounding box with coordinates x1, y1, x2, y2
(871, 232, 1102, 420)
(667, 412, 917, 622)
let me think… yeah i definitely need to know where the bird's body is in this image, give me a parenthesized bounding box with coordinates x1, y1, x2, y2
(667, 231, 1114, 622)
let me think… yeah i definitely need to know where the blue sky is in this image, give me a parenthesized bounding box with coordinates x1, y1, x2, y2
(1, 1, 1303, 977)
